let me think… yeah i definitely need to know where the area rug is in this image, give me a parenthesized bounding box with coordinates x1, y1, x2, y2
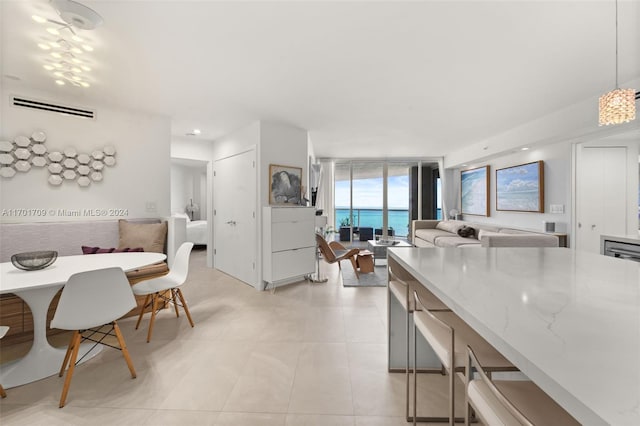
(341, 264, 388, 287)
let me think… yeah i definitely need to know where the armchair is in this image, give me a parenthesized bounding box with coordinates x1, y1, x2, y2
(315, 233, 361, 278)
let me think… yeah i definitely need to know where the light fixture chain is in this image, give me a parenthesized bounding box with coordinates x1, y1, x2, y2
(615, 0, 619, 89)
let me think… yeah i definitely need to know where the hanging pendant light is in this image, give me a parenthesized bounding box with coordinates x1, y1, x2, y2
(599, 0, 636, 126)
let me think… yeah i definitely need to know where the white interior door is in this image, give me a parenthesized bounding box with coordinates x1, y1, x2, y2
(213, 149, 257, 287)
(575, 145, 627, 254)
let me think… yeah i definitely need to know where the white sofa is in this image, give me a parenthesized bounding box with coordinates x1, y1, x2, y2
(412, 220, 559, 248)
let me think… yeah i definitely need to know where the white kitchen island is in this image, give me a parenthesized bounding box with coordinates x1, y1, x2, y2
(387, 247, 639, 426)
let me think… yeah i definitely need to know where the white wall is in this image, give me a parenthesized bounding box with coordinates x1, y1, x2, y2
(455, 141, 572, 234)
(0, 85, 171, 223)
(171, 163, 206, 217)
(259, 121, 309, 207)
(211, 120, 309, 289)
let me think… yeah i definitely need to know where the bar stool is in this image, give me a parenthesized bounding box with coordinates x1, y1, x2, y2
(387, 261, 450, 422)
(412, 290, 517, 425)
(465, 346, 579, 426)
(0, 325, 8, 398)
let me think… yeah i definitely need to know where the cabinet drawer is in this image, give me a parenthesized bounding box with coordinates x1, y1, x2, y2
(271, 247, 315, 282)
(272, 220, 315, 251)
(271, 207, 314, 223)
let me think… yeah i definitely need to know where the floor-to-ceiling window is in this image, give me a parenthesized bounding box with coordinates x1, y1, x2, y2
(334, 161, 439, 242)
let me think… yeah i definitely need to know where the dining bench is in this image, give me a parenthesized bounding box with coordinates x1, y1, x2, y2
(0, 217, 185, 344)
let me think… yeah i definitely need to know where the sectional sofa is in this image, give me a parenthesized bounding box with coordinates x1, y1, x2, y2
(412, 219, 559, 248)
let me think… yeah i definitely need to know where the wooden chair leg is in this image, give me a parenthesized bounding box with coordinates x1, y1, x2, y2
(176, 288, 194, 328)
(113, 321, 136, 379)
(349, 257, 360, 278)
(135, 294, 150, 330)
(172, 289, 180, 318)
(147, 293, 159, 343)
(59, 330, 79, 377)
(59, 331, 81, 408)
(0, 383, 6, 398)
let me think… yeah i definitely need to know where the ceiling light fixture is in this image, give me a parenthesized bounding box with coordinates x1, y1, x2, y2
(599, 0, 636, 126)
(50, 0, 104, 30)
(193, 129, 202, 135)
(521, 147, 529, 151)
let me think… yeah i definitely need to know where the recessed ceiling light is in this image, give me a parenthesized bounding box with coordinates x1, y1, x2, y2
(521, 147, 529, 151)
(193, 129, 202, 135)
(55, 80, 65, 85)
(32, 15, 47, 24)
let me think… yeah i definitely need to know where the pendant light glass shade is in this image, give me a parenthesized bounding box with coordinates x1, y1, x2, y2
(599, 88, 636, 125)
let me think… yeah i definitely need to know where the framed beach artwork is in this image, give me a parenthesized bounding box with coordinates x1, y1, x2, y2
(269, 164, 302, 205)
(496, 161, 544, 213)
(460, 166, 489, 216)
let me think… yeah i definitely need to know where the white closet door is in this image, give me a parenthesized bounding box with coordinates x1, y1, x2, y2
(575, 146, 627, 254)
(213, 149, 257, 288)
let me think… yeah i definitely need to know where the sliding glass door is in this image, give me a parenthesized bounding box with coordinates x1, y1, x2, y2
(335, 161, 426, 242)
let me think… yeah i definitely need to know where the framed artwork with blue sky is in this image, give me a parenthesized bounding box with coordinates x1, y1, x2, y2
(496, 161, 544, 213)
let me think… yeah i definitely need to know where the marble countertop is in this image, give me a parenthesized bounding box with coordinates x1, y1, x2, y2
(388, 247, 640, 425)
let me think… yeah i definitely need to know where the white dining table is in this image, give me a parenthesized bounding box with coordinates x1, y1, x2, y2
(0, 252, 166, 388)
(388, 247, 640, 426)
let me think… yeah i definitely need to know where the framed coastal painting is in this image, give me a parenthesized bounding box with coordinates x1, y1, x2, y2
(460, 166, 489, 216)
(269, 164, 302, 205)
(496, 161, 544, 212)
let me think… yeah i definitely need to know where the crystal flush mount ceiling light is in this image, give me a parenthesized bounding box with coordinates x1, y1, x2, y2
(31, 1, 103, 89)
(599, 0, 636, 126)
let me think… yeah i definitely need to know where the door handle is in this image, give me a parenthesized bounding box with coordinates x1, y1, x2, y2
(591, 224, 596, 230)
(226, 220, 236, 225)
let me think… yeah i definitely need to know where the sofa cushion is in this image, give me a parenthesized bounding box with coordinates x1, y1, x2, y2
(477, 229, 502, 241)
(436, 236, 481, 248)
(118, 220, 167, 253)
(415, 229, 455, 244)
(435, 220, 466, 234)
(469, 223, 502, 234)
(498, 228, 531, 234)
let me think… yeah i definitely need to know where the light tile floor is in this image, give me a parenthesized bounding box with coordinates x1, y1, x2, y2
(0, 249, 465, 425)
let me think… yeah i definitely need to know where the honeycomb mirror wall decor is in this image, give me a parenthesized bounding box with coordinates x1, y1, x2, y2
(0, 131, 116, 187)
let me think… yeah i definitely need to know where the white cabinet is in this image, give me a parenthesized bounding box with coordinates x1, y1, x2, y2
(262, 206, 315, 286)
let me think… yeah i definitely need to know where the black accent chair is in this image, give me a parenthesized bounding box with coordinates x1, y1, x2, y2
(358, 227, 374, 241)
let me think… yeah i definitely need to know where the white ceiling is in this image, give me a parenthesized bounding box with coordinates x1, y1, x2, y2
(1, 1, 639, 158)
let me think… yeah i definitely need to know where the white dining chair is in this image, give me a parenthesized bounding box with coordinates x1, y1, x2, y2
(132, 242, 194, 343)
(412, 290, 517, 425)
(51, 267, 137, 408)
(465, 346, 579, 426)
(0, 325, 8, 398)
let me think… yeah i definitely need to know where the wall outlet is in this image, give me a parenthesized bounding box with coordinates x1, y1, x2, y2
(550, 204, 564, 214)
(145, 201, 157, 213)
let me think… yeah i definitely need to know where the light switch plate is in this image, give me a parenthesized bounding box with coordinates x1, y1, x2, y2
(550, 204, 564, 214)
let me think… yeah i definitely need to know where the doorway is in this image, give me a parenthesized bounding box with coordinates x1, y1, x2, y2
(213, 149, 257, 288)
(574, 136, 639, 254)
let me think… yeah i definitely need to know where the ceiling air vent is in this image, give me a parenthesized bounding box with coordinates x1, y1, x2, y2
(11, 96, 95, 119)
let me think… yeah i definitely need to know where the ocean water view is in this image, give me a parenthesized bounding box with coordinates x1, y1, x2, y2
(336, 208, 409, 236)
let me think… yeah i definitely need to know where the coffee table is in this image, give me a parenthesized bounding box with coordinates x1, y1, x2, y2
(367, 239, 412, 265)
